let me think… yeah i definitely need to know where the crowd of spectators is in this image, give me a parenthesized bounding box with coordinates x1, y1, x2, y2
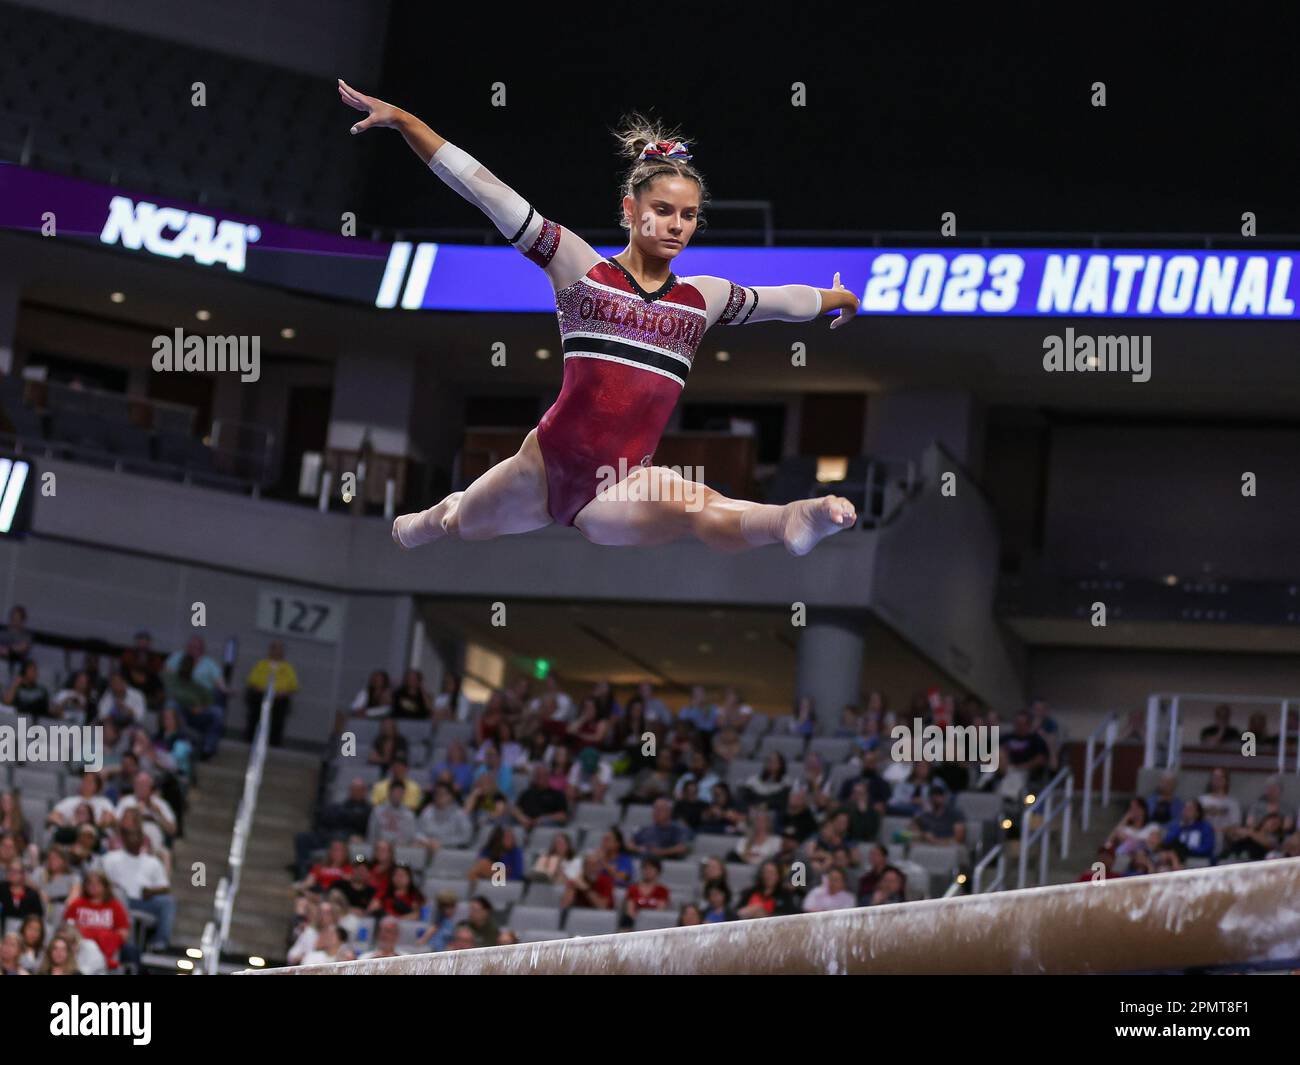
(288, 674, 1031, 961)
(0, 604, 298, 973)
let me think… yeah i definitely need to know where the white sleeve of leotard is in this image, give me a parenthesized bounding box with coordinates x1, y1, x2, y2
(429, 141, 602, 290)
(688, 275, 824, 329)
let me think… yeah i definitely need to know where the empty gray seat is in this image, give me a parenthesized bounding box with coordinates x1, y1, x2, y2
(564, 909, 619, 937)
(524, 882, 566, 907)
(633, 909, 680, 932)
(507, 905, 561, 931)
(430, 849, 477, 878)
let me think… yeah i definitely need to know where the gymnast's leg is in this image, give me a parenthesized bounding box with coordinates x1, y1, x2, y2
(392, 428, 553, 547)
(572, 466, 856, 556)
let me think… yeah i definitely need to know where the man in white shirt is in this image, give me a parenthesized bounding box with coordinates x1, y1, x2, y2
(48, 772, 117, 829)
(637, 681, 673, 727)
(101, 828, 174, 951)
(115, 772, 177, 850)
(97, 673, 145, 726)
(358, 915, 408, 960)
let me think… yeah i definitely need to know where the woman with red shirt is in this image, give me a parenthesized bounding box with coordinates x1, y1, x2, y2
(62, 870, 131, 970)
(375, 864, 425, 918)
(736, 860, 796, 920)
(368, 839, 396, 899)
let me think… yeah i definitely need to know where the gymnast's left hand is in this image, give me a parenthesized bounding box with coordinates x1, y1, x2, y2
(828, 271, 860, 329)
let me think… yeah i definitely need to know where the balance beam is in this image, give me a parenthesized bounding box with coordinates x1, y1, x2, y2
(248, 856, 1300, 975)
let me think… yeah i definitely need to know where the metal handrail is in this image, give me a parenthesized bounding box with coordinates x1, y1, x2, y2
(1081, 712, 1119, 832)
(1016, 766, 1073, 890)
(200, 677, 274, 975)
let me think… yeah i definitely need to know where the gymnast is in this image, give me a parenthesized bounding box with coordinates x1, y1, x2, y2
(339, 79, 860, 556)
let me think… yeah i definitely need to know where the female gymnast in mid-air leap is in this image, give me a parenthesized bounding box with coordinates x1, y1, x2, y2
(338, 79, 861, 557)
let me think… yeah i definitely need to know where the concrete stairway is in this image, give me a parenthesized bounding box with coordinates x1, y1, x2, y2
(169, 741, 320, 966)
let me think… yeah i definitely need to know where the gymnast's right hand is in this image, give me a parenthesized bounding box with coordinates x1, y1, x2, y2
(338, 78, 403, 134)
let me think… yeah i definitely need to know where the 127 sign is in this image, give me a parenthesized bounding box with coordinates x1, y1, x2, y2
(255, 590, 345, 643)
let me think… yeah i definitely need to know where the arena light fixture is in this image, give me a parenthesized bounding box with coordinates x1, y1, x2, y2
(186, 947, 203, 959)
(110, 291, 125, 303)
(196, 309, 211, 321)
(281, 327, 296, 339)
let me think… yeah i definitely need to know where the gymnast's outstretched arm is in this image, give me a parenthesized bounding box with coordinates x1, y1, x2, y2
(338, 78, 600, 290)
(688, 272, 860, 330)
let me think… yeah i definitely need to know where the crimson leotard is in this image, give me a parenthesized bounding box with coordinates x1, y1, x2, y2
(428, 141, 824, 527)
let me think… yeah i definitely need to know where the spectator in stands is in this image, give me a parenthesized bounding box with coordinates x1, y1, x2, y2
(1163, 799, 1215, 862)
(372, 758, 423, 812)
(416, 782, 473, 854)
(679, 685, 720, 738)
(244, 640, 299, 747)
(296, 839, 351, 895)
(629, 797, 692, 859)
(101, 827, 173, 952)
(836, 780, 881, 843)
(612, 695, 651, 769)
(1107, 798, 1153, 855)
(16, 914, 44, 970)
(288, 899, 338, 964)
(50, 670, 94, 723)
(470, 742, 515, 802)
(865, 866, 906, 906)
(378, 864, 424, 917)
(840, 747, 891, 809)
(626, 750, 676, 807)
(1198, 768, 1240, 852)
(116, 771, 177, 851)
(855, 843, 890, 902)
(673, 749, 721, 803)
(32, 846, 76, 912)
(0, 931, 28, 974)
(530, 832, 578, 884)
(62, 869, 131, 970)
(566, 746, 613, 805)
(567, 696, 614, 751)
(701, 879, 735, 923)
(743, 752, 792, 813)
(469, 826, 524, 890)
(390, 669, 433, 719)
(999, 711, 1050, 789)
(360, 915, 406, 960)
(292, 777, 371, 879)
(351, 670, 393, 717)
(48, 772, 115, 830)
(736, 860, 795, 919)
(672, 778, 708, 831)
(36, 932, 80, 975)
(595, 828, 635, 888)
(1078, 844, 1117, 882)
(1027, 697, 1060, 768)
(716, 687, 753, 731)
(413, 890, 461, 951)
(164, 654, 223, 760)
(431, 672, 465, 722)
(1199, 703, 1242, 746)
(886, 760, 937, 817)
(1146, 772, 1184, 827)
(432, 741, 475, 796)
(802, 867, 855, 912)
(121, 630, 166, 713)
(731, 807, 781, 865)
(474, 692, 508, 747)
(0, 606, 32, 676)
(335, 859, 377, 914)
(792, 752, 835, 813)
(695, 782, 745, 835)
(677, 903, 703, 926)
(1242, 776, 1290, 831)
(806, 815, 859, 875)
(97, 672, 144, 728)
(464, 896, 499, 948)
(3, 659, 50, 717)
(834, 705, 861, 739)
(710, 726, 742, 772)
(367, 718, 408, 772)
(787, 695, 816, 738)
(631, 681, 669, 728)
(367, 779, 417, 846)
(302, 922, 355, 965)
(152, 706, 194, 782)
(0, 795, 30, 853)
(562, 850, 615, 910)
(912, 783, 967, 845)
(0, 860, 43, 921)
(527, 675, 575, 721)
(512, 762, 569, 830)
(1224, 810, 1286, 862)
(622, 855, 670, 926)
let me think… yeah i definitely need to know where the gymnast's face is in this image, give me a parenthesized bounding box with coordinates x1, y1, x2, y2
(625, 175, 700, 259)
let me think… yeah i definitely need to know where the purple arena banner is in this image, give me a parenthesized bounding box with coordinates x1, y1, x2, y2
(3, 163, 1299, 320)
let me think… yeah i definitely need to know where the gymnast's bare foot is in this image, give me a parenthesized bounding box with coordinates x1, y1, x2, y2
(392, 492, 464, 549)
(781, 495, 857, 557)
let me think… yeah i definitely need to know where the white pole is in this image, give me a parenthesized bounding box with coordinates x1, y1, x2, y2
(1144, 695, 1159, 768)
(1166, 696, 1180, 770)
(317, 470, 332, 513)
(384, 478, 396, 521)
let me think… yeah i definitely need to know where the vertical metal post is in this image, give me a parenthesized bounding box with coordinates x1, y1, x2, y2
(1144, 695, 1160, 768)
